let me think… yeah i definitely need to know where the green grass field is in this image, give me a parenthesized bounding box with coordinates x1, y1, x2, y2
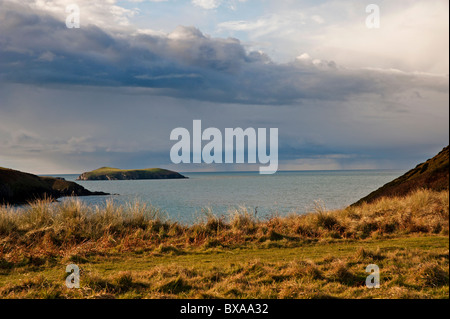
(0, 189, 448, 299)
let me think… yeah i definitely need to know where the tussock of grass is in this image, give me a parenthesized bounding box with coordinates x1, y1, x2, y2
(157, 276, 192, 294)
(156, 244, 185, 256)
(415, 262, 449, 288)
(0, 189, 448, 265)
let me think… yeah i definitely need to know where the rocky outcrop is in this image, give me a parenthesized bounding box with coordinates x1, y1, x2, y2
(0, 167, 109, 205)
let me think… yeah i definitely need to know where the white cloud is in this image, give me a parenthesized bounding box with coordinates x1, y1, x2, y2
(218, 12, 307, 36)
(192, 0, 247, 10)
(192, 0, 222, 10)
(217, 0, 449, 74)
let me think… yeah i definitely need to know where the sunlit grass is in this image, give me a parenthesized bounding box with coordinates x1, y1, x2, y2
(0, 189, 448, 299)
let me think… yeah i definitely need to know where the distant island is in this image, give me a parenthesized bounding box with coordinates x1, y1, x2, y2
(0, 167, 109, 205)
(77, 167, 187, 181)
(354, 145, 449, 205)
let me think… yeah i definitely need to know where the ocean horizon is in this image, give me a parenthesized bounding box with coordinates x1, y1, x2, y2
(48, 169, 406, 224)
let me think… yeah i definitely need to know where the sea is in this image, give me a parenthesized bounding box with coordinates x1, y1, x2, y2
(48, 170, 405, 225)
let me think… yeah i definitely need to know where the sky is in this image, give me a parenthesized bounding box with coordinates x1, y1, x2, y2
(0, 0, 448, 174)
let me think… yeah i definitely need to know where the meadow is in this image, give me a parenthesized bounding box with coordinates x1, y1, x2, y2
(0, 189, 448, 299)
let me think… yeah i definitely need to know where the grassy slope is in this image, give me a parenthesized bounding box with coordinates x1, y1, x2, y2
(0, 189, 448, 299)
(354, 146, 449, 205)
(77, 167, 187, 180)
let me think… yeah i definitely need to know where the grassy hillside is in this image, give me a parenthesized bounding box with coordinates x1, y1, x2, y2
(0, 167, 108, 205)
(354, 146, 449, 205)
(0, 189, 448, 298)
(77, 167, 187, 181)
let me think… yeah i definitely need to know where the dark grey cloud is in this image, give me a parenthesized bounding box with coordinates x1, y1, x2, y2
(0, 1, 447, 105)
(0, 81, 448, 174)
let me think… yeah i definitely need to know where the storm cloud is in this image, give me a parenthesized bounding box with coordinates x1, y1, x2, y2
(1, 0, 447, 105)
(0, 0, 448, 174)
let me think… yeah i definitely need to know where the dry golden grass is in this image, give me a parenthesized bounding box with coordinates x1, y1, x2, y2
(0, 189, 448, 299)
(0, 189, 448, 263)
(0, 241, 447, 299)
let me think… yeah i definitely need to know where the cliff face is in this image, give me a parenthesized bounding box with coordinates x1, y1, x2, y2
(0, 167, 109, 205)
(354, 146, 449, 206)
(77, 167, 187, 181)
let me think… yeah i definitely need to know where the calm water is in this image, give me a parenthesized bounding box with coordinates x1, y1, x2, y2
(50, 170, 404, 224)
